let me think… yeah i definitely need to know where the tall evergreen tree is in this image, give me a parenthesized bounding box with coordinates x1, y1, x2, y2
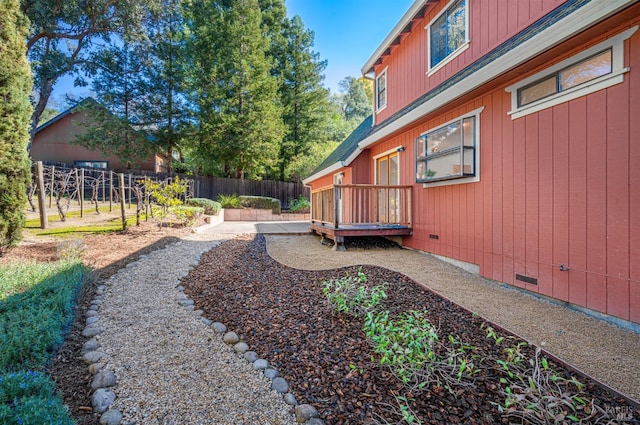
(0, 0, 33, 251)
(140, 0, 187, 169)
(274, 16, 332, 181)
(184, 0, 284, 179)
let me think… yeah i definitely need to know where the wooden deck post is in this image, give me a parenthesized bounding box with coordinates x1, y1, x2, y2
(334, 185, 340, 228)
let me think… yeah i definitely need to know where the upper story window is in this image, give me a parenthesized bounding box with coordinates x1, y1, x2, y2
(416, 107, 483, 185)
(518, 49, 612, 107)
(376, 68, 388, 111)
(427, 0, 469, 75)
(506, 26, 637, 120)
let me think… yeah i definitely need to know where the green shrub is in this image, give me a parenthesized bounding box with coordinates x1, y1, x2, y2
(171, 205, 204, 225)
(0, 260, 87, 372)
(146, 177, 188, 230)
(0, 0, 32, 252)
(288, 196, 310, 213)
(0, 260, 86, 425)
(217, 194, 242, 209)
(0, 370, 73, 425)
(185, 198, 221, 216)
(239, 195, 281, 214)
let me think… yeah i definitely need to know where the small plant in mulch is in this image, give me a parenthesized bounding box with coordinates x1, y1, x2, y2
(146, 176, 189, 229)
(364, 310, 479, 393)
(321, 268, 387, 317)
(323, 271, 626, 425)
(481, 323, 620, 425)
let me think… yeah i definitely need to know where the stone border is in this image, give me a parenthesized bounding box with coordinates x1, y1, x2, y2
(175, 284, 324, 425)
(80, 249, 324, 425)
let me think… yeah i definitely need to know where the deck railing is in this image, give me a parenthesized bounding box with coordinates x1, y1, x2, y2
(311, 184, 412, 228)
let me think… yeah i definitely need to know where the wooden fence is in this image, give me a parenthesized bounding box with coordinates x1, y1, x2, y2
(129, 170, 309, 208)
(38, 162, 309, 209)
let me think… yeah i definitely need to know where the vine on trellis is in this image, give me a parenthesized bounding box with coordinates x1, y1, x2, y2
(30, 162, 194, 229)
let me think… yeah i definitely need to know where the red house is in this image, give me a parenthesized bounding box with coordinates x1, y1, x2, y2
(304, 0, 640, 326)
(32, 98, 168, 172)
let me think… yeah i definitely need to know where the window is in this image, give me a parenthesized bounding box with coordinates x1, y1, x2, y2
(376, 68, 388, 111)
(518, 49, 612, 107)
(416, 107, 483, 184)
(506, 26, 637, 120)
(74, 160, 108, 169)
(427, 0, 468, 73)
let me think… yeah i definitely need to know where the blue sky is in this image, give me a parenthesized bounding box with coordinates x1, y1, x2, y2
(285, 0, 415, 93)
(52, 0, 415, 107)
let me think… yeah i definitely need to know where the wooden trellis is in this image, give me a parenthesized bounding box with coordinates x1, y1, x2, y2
(31, 162, 194, 230)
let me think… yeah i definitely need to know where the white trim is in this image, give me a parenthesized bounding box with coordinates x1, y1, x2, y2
(374, 149, 402, 185)
(373, 146, 404, 159)
(505, 26, 638, 120)
(376, 66, 389, 112)
(418, 106, 484, 188)
(333, 172, 344, 185)
(357, 0, 636, 151)
(361, 0, 429, 75)
(418, 106, 484, 136)
(302, 161, 345, 185)
(426, 0, 470, 75)
(427, 42, 469, 76)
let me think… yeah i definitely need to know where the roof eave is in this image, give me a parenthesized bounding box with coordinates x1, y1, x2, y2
(359, 0, 635, 150)
(302, 161, 346, 185)
(361, 0, 429, 75)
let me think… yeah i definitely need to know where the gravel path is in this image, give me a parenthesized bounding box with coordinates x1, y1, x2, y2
(266, 234, 640, 403)
(93, 233, 295, 425)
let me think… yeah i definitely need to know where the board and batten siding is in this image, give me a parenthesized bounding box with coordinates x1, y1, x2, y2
(374, 0, 566, 124)
(363, 28, 640, 323)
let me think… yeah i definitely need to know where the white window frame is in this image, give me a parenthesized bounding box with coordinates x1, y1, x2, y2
(373, 146, 403, 185)
(506, 26, 638, 120)
(376, 67, 388, 112)
(426, 0, 470, 77)
(417, 106, 484, 188)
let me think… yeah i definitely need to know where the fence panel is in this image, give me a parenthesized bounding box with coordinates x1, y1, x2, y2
(40, 163, 310, 209)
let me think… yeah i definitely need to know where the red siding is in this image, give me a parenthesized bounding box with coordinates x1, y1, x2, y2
(397, 25, 638, 324)
(308, 10, 640, 325)
(374, 0, 565, 123)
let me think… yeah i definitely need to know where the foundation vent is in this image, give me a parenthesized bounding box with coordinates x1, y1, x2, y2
(515, 274, 538, 285)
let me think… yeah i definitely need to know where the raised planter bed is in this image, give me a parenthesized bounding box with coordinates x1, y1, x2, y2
(223, 208, 310, 222)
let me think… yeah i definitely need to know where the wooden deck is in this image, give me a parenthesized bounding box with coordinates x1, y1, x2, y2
(310, 184, 413, 250)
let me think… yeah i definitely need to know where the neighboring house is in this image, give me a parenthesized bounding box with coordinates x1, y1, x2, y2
(31, 98, 168, 172)
(304, 0, 639, 326)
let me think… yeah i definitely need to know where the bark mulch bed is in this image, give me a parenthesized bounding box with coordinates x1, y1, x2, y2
(183, 235, 639, 425)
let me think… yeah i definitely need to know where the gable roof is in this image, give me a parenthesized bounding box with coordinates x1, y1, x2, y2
(34, 97, 99, 134)
(303, 115, 373, 184)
